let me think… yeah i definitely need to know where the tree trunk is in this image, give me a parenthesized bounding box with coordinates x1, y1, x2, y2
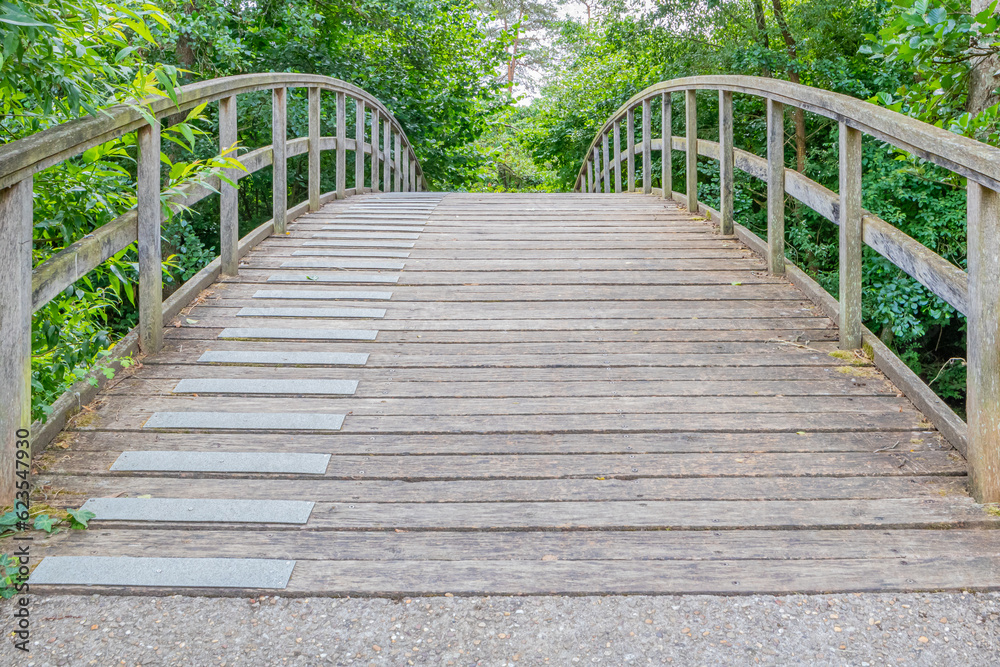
(771, 0, 806, 173)
(752, 0, 770, 77)
(969, 0, 1000, 115)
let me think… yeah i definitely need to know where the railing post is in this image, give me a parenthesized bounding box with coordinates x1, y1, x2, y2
(642, 98, 652, 195)
(371, 109, 380, 193)
(137, 122, 163, 353)
(585, 158, 592, 193)
(383, 119, 391, 191)
(272, 87, 287, 234)
(355, 99, 366, 193)
(838, 123, 863, 349)
(409, 153, 416, 192)
(403, 147, 411, 192)
(626, 108, 636, 192)
(719, 90, 734, 235)
(602, 132, 611, 194)
(219, 95, 239, 276)
(766, 98, 785, 275)
(967, 181, 1000, 503)
(394, 132, 402, 192)
(336, 91, 346, 199)
(307, 87, 321, 212)
(613, 121, 622, 193)
(662, 93, 672, 199)
(0, 177, 32, 504)
(685, 89, 698, 213)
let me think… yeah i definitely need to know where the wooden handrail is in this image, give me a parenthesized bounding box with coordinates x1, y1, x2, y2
(0, 73, 429, 503)
(577, 76, 1000, 504)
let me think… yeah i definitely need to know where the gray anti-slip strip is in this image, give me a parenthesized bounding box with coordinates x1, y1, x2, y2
(173, 378, 359, 395)
(143, 412, 345, 431)
(29, 557, 296, 589)
(265, 273, 399, 284)
(291, 250, 410, 258)
(111, 451, 331, 474)
(318, 225, 424, 232)
(252, 289, 392, 300)
(238, 306, 386, 318)
(80, 498, 315, 523)
(302, 240, 415, 248)
(198, 350, 369, 365)
(311, 232, 420, 239)
(218, 327, 378, 340)
(280, 259, 406, 270)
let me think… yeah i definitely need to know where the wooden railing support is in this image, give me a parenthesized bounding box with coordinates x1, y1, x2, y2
(0, 177, 32, 504)
(409, 156, 417, 193)
(967, 182, 1000, 503)
(613, 121, 622, 193)
(335, 91, 346, 199)
(219, 95, 239, 276)
(662, 93, 672, 199)
(838, 123, 863, 349)
(371, 109, 380, 193)
(642, 98, 652, 195)
(403, 147, 411, 192)
(355, 99, 365, 192)
(383, 119, 391, 191)
(137, 122, 163, 353)
(766, 98, 785, 275)
(394, 133, 402, 192)
(585, 158, 592, 193)
(307, 88, 321, 212)
(685, 90, 698, 213)
(271, 87, 287, 233)
(602, 132, 611, 194)
(626, 108, 636, 192)
(719, 91, 734, 235)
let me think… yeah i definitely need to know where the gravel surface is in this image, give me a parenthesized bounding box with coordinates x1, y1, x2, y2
(3, 592, 998, 665)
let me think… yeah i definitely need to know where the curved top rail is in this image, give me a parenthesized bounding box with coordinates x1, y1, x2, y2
(0, 73, 418, 190)
(574, 75, 1000, 192)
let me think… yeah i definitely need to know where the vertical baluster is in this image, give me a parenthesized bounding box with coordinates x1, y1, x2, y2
(966, 181, 1000, 502)
(394, 133, 402, 192)
(335, 91, 346, 199)
(403, 147, 410, 192)
(137, 122, 163, 352)
(585, 159, 592, 193)
(719, 90, 734, 235)
(838, 123, 863, 349)
(219, 95, 239, 275)
(307, 88, 321, 212)
(613, 121, 622, 193)
(642, 98, 652, 195)
(662, 93, 672, 199)
(383, 119, 391, 191)
(601, 132, 611, 194)
(626, 108, 636, 192)
(766, 99, 785, 275)
(0, 177, 32, 503)
(272, 87, 287, 233)
(355, 99, 366, 193)
(685, 89, 698, 213)
(371, 109, 380, 193)
(409, 153, 417, 192)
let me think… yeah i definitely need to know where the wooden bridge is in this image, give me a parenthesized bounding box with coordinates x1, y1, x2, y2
(4, 74, 1000, 595)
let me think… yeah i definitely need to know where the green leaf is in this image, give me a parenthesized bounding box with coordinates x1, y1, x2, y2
(33, 514, 57, 533)
(66, 508, 96, 530)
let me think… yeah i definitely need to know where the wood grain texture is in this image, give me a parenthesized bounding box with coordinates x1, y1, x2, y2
(839, 123, 863, 349)
(136, 122, 162, 353)
(33, 192, 994, 596)
(767, 98, 785, 275)
(685, 90, 698, 211)
(219, 96, 239, 275)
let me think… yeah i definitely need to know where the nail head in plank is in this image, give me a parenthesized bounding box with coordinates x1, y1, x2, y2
(143, 411, 345, 431)
(30, 557, 296, 589)
(80, 497, 315, 523)
(197, 351, 369, 366)
(173, 378, 359, 395)
(237, 307, 386, 318)
(111, 451, 332, 474)
(252, 290, 393, 300)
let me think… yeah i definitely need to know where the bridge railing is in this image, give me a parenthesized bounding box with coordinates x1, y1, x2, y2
(0, 73, 427, 502)
(575, 75, 1000, 503)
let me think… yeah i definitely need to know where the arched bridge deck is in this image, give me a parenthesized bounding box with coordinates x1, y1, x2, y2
(29, 192, 1000, 596)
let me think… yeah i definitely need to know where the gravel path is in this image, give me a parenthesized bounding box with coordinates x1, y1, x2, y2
(3, 592, 998, 665)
